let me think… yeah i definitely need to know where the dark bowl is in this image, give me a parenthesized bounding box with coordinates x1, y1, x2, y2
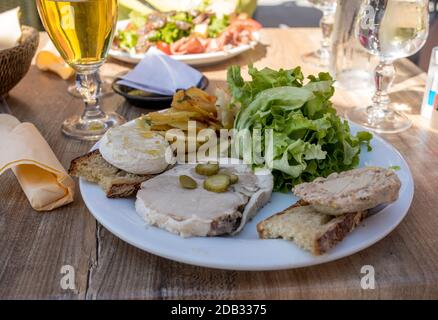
(112, 75, 209, 109)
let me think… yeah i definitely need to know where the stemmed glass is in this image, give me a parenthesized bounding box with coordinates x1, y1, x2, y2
(303, 0, 338, 67)
(67, 72, 112, 98)
(36, 0, 125, 141)
(347, 0, 429, 133)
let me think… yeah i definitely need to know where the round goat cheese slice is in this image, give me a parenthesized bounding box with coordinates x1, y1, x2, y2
(99, 124, 169, 174)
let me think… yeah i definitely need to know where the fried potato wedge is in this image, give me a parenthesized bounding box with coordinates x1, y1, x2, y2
(150, 124, 174, 131)
(168, 120, 209, 131)
(146, 88, 224, 137)
(206, 120, 223, 131)
(172, 88, 218, 120)
(185, 87, 217, 115)
(146, 110, 200, 124)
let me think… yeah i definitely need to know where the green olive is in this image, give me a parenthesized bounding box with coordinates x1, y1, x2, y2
(195, 163, 220, 176)
(203, 174, 231, 193)
(179, 175, 197, 189)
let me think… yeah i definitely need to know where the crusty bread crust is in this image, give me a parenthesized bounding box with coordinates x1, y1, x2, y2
(313, 210, 365, 255)
(256, 199, 306, 238)
(257, 200, 367, 255)
(69, 150, 153, 198)
(106, 182, 143, 199)
(68, 149, 101, 177)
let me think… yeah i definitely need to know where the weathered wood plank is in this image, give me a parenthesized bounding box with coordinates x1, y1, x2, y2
(0, 65, 97, 299)
(1, 29, 438, 299)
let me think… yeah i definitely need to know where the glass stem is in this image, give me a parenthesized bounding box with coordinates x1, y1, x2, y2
(319, 10, 334, 63)
(365, 59, 396, 124)
(76, 70, 106, 124)
(372, 59, 395, 110)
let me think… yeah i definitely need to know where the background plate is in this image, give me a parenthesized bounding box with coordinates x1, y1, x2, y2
(79, 123, 414, 271)
(109, 20, 260, 66)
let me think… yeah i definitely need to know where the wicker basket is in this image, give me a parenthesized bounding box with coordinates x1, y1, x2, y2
(0, 26, 39, 97)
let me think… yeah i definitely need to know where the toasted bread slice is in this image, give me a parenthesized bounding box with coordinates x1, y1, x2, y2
(69, 150, 154, 198)
(257, 200, 366, 255)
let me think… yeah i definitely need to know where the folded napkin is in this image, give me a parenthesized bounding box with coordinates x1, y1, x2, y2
(0, 114, 75, 211)
(118, 47, 203, 96)
(0, 7, 22, 50)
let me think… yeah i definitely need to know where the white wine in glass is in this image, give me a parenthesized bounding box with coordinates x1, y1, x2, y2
(303, 0, 337, 67)
(36, 0, 125, 140)
(347, 0, 429, 133)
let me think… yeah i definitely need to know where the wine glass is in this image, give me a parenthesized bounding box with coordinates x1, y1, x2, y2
(303, 0, 338, 67)
(36, 0, 125, 141)
(347, 0, 429, 133)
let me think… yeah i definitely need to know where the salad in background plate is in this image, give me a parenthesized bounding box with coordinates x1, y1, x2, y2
(112, 10, 262, 56)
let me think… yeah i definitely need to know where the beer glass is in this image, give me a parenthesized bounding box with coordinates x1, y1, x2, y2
(36, 0, 125, 140)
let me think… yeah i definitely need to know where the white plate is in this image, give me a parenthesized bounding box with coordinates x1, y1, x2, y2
(109, 20, 260, 66)
(79, 122, 414, 271)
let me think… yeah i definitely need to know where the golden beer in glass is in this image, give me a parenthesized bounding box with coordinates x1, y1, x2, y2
(36, 0, 125, 140)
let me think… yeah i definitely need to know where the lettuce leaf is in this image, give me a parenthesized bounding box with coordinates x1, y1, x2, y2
(118, 30, 138, 51)
(160, 22, 190, 44)
(128, 10, 147, 28)
(227, 65, 304, 108)
(208, 14, 230, 38)
(229, 65, 373, 192)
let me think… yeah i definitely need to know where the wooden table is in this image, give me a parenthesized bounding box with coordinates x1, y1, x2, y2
(1, 29, 437, 299)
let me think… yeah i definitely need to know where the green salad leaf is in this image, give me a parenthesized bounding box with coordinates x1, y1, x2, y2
(129, 10, 147, 28)
(118, 10, 233, 49)
(208, 15, 230, 38)
(228, 65, 304, 109)
(118, 30, 138, 51)
(157, 22, 190, 44)
(170, 11, 193, 23)
(229, 65, 373, 192)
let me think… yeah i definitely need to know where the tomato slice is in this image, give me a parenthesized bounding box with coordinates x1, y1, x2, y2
(230, 18, 263, 32)
(156, 41, 171, 55)
(246, 19, 263, 31)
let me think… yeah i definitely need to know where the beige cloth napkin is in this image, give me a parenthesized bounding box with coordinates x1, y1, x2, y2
(0, 7, 22, 50)
(0, 114, 75, 211)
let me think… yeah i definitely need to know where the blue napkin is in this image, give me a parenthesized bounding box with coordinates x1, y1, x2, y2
(117, 47, 203, 96)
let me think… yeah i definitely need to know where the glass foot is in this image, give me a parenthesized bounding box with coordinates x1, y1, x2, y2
(334, 70, 374, 91)
(346, 105, 412, 134)
(302, 50, 330, 68)
(61, 112, 126, 141)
